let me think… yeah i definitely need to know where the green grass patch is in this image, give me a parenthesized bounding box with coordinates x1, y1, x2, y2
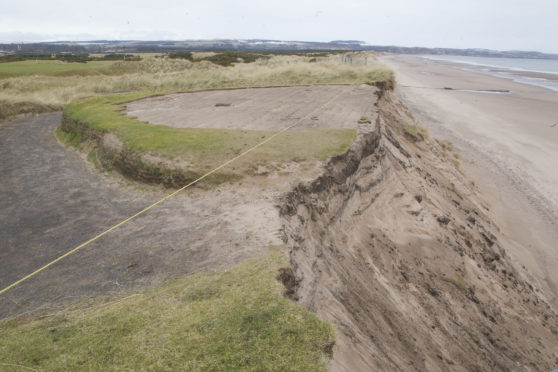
(0, 252, 334, 371)
(54, 126, 83, 148)
(0, 60, 115, 78)
(63, 92, 355, 179)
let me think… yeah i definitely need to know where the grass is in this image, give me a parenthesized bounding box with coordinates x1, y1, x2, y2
(1, 53, 392, 108)
(403, 124, 429, 141)
(439, 139, 454, 152)
(0, 60, 116, 78)
(0, 100, 61, 121)
(437, 139, 461, 168)
(199, 52, 267, 66)
(0, 252, 334, 371)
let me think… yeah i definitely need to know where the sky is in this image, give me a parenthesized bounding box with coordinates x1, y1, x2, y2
(1, 0, 558, 53)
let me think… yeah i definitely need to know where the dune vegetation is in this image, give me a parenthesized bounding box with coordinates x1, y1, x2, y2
(0, 53, 392, 120)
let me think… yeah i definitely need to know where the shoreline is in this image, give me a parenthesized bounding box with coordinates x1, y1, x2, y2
(380, 54, 558, 306)
(420, 55, 558, 92)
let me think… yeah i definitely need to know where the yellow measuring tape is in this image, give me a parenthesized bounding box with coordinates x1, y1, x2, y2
(0, 89, 346, 296)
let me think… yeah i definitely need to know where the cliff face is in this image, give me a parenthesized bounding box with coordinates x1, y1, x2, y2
(280, 90, 558, 371)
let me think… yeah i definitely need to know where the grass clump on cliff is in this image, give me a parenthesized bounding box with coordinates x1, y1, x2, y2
(403, 124, 429, 142)
(0, 252, 334, 371)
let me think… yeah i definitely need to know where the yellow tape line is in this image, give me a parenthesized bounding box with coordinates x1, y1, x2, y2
(0, 89, 346, 296)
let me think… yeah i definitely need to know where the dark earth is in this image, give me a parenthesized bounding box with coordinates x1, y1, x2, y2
(0, 113, 275, 319)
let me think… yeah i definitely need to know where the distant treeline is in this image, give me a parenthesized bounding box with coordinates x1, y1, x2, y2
(0, 53, 142, 63)
(2, 40, 556, 60)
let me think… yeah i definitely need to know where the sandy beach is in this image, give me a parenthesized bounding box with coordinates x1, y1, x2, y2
(381, 54, 558, 304)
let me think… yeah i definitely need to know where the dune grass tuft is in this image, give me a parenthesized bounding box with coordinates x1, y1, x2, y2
(403, 124, 429, 142)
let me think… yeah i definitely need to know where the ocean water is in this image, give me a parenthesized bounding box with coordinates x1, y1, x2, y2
(424, 55, 558, 92)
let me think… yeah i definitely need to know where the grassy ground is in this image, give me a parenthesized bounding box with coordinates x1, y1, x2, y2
(0, 251, 334, 371)
(0, 60, 116, 78)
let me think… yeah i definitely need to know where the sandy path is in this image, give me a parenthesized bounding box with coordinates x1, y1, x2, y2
(380, 55, 558, 304)
(0, 114, 282, 319)
(126, 85, 377, 130)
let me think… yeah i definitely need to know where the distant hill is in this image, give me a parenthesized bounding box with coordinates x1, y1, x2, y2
(1, 39, 557, 59)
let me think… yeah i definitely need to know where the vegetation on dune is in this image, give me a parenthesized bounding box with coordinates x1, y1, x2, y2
(0, 100, 61, 121)
(0, 53, 141, 64)
(403, 124, 429, 141)
(167, 51, 194, 60)
(199, 51, 268, 66)
(0, 252, 335, 371)
(1, 53, 393, 109)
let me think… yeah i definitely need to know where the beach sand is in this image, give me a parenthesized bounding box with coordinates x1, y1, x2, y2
(380, 55, 558, 305)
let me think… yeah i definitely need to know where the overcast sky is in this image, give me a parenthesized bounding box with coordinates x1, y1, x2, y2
(2, 0, 558, 53)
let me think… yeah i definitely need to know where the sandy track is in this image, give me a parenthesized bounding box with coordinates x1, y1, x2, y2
(0, 114, 281, 319)
(126, 85, 377, 130)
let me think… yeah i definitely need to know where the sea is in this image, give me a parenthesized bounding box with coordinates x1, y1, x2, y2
(424, 55, 558, 92)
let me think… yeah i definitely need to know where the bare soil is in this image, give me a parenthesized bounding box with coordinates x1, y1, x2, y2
(126, 85, 377, 130)
(0, 114, 283, 319)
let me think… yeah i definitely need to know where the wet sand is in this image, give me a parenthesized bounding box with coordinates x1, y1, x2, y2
(380, 55, 558, 305)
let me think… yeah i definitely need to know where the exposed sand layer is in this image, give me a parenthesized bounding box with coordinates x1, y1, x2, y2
(282, 90, 558, 371)
(381, 55, 558, 306)
(126, 85, 377, 130)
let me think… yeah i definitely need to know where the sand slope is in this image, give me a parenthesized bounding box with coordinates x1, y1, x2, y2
(281, 90, 558, 371)
(381, 55, 558, 308)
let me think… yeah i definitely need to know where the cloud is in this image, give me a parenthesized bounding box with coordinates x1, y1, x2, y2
(1, 0, 557, 53)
